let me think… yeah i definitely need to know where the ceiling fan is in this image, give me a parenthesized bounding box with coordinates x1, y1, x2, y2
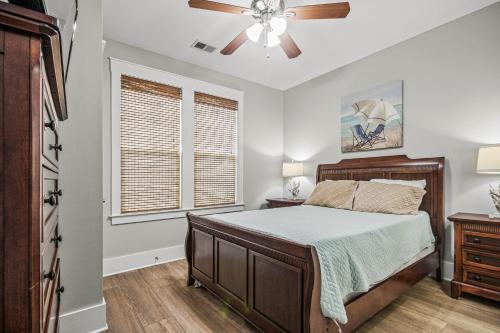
(188, 0, 351, 59)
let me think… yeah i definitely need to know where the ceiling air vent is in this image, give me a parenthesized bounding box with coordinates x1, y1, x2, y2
(191, 40, 217, 54)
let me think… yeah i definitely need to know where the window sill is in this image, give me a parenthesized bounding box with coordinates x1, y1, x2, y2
(109, 203, 245, 225)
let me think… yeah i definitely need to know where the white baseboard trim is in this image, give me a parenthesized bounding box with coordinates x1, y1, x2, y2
(59, 297, 107, 333)
(442, 260, 454, 281)
(103, 245, 185, 277)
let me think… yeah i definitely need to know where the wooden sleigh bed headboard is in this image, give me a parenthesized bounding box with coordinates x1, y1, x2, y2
(317, 155, 445, 255)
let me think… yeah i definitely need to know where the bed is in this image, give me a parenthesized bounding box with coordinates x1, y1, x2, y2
(185, 155, 445, 333)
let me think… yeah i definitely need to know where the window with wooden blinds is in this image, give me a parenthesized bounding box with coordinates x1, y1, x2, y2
(120, 75, 181, 213)
(194, 92, 238, 207)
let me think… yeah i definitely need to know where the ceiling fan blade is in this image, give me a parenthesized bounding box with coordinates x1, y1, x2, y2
(279, 32, 302, 59)
(221, 30, 248, 55)
(285, 2, 350, 20)
(188, 0, 248, 15)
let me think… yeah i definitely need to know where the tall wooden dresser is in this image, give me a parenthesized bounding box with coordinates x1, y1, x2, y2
(0, 3, 67, 332)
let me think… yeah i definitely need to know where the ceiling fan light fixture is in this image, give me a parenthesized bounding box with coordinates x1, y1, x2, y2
(270, 16, 287, 36)
(246, 22, 263, 43)
(266, 30, 281, 47)
(255, 0, 266, 11)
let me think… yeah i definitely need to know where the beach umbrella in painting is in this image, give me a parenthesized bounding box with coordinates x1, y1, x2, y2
(352, 99, 400, 126)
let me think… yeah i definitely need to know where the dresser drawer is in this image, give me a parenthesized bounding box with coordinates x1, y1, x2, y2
(43, 166, 60, 243)
(42, 226, 59, 313)
(464, 231, 500, 251)
(43, 259, 60, 333)
(42, 93, 60, 168)
(463, 248, 500, 272)
(463, 267, 500, 292)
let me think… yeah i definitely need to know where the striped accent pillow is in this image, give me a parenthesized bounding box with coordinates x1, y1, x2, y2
(304, 180, 359, 210)
(353, 181, 426, 215)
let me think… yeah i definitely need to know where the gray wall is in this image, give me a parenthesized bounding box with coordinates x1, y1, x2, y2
(103, 39, 284, 259)
(59, 0, 104, 312)
(283, 3, 500, 263)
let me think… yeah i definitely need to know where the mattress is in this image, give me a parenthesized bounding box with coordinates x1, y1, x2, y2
(209, 205, 435, 324)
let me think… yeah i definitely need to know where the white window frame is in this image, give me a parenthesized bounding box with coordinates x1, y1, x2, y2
(109, 58, 244, 225)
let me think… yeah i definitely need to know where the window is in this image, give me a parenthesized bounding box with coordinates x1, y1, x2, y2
(120, 75, 181, 213)
(194, 92, 238, 207)
(109, 59, 244, 224)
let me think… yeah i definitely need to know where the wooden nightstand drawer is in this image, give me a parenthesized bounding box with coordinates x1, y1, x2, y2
(464, 231, 500, 251)
(462, 248, 500, 272)
(463, 267, 500, 292)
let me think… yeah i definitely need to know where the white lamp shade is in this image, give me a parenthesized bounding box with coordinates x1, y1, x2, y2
(283, 162, 304, 177)
(477, 145, 500, 174)
(270, 17, 287, 36)
(266, 30, 281, 47)
(246, 23, 263, 43)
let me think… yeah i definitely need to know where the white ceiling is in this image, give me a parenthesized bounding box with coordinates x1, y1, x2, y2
(107, 1, 496, 90)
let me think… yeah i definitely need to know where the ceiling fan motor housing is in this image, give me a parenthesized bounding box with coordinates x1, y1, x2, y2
(250, 0, 286, 18)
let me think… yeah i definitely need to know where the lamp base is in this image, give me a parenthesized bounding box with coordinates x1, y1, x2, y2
(488, 212, 500, 219)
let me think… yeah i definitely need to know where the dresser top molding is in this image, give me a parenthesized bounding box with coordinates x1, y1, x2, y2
(0, 2, 67, 120)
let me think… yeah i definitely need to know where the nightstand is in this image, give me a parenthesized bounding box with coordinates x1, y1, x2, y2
(266, 198, 305, 208)
(448, 213, 500, 302)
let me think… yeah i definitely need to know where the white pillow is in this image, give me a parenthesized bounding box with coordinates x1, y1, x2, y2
(370, 179, 427, 189)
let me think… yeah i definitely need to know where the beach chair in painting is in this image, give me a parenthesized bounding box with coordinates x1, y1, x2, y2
(368, 124, 386, 144)
(351, 124, 373, 150)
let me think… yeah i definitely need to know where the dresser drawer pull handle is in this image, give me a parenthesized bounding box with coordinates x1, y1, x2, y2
(49, 144, 63, 152)
(57, 286, 65, 294)
(473, 275, 482, 282)
(473, 256, 481, 262)
(51, 235, 62, 243)
(44, 271, 55, 281)
(472, 238, 481, 244)
(44, 120, 56, 131)
(44, 195, 56, 206)
(50, 189, 63, 197)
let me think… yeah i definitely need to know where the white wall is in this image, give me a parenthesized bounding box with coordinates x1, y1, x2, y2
(102, 39, 284, 262)
(57, 0, 107, 331)
(283, 3, 500, 263)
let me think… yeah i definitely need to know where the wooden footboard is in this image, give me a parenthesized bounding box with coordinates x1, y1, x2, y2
(186, 213, 316, 333)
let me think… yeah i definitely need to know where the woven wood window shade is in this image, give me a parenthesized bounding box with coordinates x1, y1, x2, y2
(120, 75, 182, 213)
(194, 92, 238, 207)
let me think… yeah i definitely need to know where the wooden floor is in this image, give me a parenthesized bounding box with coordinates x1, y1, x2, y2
(103, 260, 500, 333)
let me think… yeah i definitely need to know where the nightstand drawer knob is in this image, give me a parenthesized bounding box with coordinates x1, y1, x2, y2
(472, 238, 481, 244)
(473, 256, 481, 262)
(473, 275, 482, 282)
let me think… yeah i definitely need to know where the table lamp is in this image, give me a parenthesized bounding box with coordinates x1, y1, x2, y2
(283, 161, 304, 199)
(476, 145, 500, 218)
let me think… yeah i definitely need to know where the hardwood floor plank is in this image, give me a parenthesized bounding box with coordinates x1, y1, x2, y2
(104, 260, 500, 333)
(104, 287, 147, 333)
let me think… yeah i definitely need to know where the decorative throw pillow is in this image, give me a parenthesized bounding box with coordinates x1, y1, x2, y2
(353, 181, 426, 215)
(304, 180, 359, 210)
(370, 178, 427, 189)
